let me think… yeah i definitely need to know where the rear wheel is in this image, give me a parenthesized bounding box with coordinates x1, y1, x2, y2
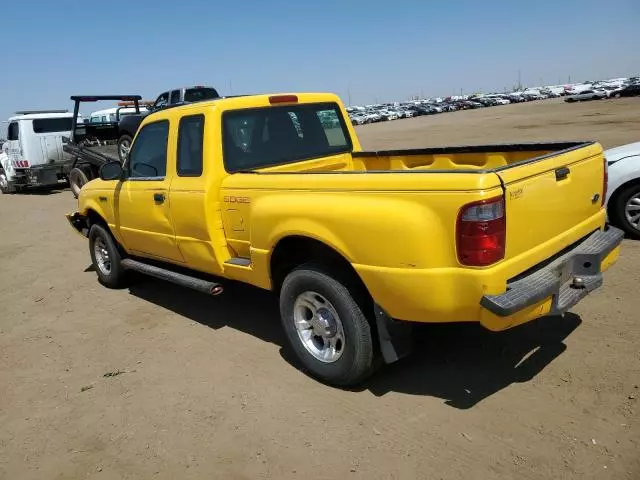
(69, 167, 89, 198)
(88, 224, 127, 288)
(117, 134, 133, 162)
(610, 184, 640, 240)
(279, 267, 375, 386)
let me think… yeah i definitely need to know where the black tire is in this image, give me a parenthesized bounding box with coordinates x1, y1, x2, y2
(609, 184, 640, 240)
(88, 224, 127, 288)
(68, 167, 89, 198)
(0, 168, 16, 194)
(117, 134, 133, 162)
(279, 266, 375, 386)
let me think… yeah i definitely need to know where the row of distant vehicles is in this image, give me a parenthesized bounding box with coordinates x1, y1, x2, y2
(564, 81, 640, 102)
(347, 77, 640, 125)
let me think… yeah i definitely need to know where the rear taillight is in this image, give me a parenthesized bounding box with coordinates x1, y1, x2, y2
(457, 196, 506, 266)
(602, 157, 608, 207)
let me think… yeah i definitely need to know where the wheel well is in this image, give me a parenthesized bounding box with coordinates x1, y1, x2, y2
(270, 236, 372, 305)
(86, 209, 107, 229)
(607, 178, 640, 218)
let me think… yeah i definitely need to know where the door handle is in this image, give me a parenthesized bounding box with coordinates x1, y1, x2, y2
(153, 193, 165, 203)
(555, 167, 570, 181)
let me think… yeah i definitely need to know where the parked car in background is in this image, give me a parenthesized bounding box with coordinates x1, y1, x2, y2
(564, 89, 606, 102)
(605, 141, 640, 239)
(88, 106, 149, 124)
(610, 84, 640, 98)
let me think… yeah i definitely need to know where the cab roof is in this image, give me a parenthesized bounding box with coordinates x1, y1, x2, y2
(145, 93, 342, 119)
(8, 111, 76, 121)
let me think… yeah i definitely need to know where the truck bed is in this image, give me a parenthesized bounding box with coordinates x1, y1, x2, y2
(258, 141, 591, 174)
(350, 142, 588, 172)
(63, 142, 119, 167)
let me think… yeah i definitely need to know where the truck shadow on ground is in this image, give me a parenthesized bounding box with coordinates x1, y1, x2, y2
(126, 276, 581, 409)
(13, 185, 68, 196)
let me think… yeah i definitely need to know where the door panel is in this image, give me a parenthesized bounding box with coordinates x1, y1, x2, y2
(116, 180, 184, 262)
(115, 119, 184, 263)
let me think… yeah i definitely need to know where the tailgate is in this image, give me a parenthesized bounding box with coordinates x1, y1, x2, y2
(497, 142, 605, 261)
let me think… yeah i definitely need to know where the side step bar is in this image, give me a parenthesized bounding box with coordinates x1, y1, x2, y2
(121, 259, 223, 296)
(225, 257, 251, 267)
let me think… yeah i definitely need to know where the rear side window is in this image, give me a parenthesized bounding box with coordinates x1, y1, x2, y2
(128, 121, 169, 178)
(7, 122, 19, 140)
(32, 117, 73, 133)
(177, 115, 204, 176)
(170, 90, 181, 104)
(184, 87, 219, 103)
(222, 102, 351, 172)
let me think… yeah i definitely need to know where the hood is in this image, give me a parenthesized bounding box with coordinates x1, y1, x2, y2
(604, 141, 640, 165)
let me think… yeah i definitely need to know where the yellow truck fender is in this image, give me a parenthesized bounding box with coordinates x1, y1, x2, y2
(249, 192, 451, 271)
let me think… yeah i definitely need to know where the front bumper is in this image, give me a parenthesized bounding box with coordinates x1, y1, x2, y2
(66, 212, 89, 237)
(481, 226, 624, 317)
(13, 165, 65, 187)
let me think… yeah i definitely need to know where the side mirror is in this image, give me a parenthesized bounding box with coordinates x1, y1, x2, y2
(99, 161, 124, 181)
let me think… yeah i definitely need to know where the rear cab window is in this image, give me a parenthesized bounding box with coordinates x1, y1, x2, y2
(184, 87, 219, 103)
(222, 102, 351, 172)
(32, 117, 73, 133)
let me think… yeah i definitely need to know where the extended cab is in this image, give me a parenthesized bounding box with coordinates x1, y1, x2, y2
(66, 93, 623, 386)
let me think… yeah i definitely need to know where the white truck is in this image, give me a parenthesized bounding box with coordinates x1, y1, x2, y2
(0, 110, 76, 193)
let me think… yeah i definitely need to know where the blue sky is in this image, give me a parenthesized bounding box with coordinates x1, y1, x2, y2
(1, 0, 638, 122)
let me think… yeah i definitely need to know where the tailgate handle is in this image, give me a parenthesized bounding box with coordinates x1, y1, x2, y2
(555, 167, 570, 181)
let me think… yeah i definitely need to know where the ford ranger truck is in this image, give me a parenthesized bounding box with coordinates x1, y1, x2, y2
(66, 93, 623, 386)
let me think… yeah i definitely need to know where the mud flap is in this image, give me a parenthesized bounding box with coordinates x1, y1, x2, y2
(374, 304, 413, 364)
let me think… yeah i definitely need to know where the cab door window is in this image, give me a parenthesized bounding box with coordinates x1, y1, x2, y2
(128, 121, 169, 179)
(154, 92, 169, 109)
(7, 122, 19, 140)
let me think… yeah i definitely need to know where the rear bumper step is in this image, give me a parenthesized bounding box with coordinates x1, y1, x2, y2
(121, 259, 223, 296)
(481, 226, 624, 317)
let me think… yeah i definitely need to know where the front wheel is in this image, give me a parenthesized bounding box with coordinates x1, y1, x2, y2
(68, 167, 89, 198)
(0, 168, 15, 194)
(88, 224, 127, 288)
(117, 134, 133, 162)
(279, 267, 375, 386)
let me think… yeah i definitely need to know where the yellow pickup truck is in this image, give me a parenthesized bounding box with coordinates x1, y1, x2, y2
(67, 92, 623, 386)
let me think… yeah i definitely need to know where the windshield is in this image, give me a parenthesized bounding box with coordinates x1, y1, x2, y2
(184, 88, 219, 103)
(222, 102, 352, 172)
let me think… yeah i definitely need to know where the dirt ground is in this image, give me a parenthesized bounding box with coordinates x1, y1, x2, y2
(1, 98, 639, 480)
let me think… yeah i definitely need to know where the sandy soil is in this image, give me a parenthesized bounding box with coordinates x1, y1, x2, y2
(1, 98, 639, 480)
